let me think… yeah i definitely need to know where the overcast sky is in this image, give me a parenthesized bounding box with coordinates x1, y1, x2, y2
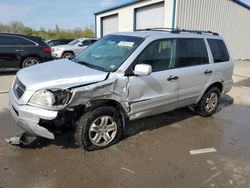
(0, 0, 249, 30)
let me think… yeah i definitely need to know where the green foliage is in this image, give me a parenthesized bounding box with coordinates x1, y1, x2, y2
(0, 21, 95, 40)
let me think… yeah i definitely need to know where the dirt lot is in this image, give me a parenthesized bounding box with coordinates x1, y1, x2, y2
(0, 61, 250, 188)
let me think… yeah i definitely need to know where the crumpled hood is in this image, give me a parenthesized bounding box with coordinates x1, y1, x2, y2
(17, 59, 108, 91)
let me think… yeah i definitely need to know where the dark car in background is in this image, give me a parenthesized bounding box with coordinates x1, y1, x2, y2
(0, 33, 53, 71)
(45, 39, 74, 47)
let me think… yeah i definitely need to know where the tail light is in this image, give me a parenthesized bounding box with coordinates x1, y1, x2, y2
(43, 47, 51, 54)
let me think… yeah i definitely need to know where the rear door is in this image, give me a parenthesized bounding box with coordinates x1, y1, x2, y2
(128, 38, 180, 119)
(0, 35, 21, 69)
(176, 38, 213, 105)
(207, 39, 233, 92)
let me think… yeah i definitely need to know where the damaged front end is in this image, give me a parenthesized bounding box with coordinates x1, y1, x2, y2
(8, 74, 130, 144)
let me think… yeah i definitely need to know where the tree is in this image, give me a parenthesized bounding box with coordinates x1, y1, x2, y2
(0, 21, 96, 40)
(82, 27, 95, 38)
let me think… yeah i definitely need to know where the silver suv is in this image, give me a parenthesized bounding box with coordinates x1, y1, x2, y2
(9, 29, 234, 150)
(51, 38, 98, 59)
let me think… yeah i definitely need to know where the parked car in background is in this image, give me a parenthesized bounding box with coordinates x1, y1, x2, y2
(0, 33, 53, 71)
(51, 38, 98, 59)
(9, 29, 233, 151)
(45, 39, 74, 47)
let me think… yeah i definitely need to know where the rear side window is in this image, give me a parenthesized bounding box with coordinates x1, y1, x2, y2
(17, 37, 35, 46)
(176, 38, 209, 68)
(137, 39, 177, 72)
(208, 39, 229, 63)
(0, 36, 18, 45)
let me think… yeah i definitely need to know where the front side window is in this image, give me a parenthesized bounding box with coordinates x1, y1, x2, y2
(137, 39, 177, 72)
(208, 39, 229, 63)
(0, 36, 18, 46)
(176, 38, 209, 68)
(74, 35, 144, 72)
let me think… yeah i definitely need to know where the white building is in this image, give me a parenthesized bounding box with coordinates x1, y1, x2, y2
(94, 0, 250, 60)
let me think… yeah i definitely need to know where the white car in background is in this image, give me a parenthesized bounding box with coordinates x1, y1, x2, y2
(51, 38, 98, 59)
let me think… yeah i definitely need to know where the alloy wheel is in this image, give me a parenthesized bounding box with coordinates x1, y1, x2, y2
(88, 115, 117, 147)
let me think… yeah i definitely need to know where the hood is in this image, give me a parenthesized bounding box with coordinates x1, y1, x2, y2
(17, 59, 108, 91)
(52, 45, 68, 49)
(52, 45, 80, 50)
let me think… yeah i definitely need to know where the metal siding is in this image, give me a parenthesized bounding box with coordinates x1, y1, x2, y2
(176, 0, 250, 60)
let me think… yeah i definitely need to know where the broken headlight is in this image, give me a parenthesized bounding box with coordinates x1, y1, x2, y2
(28, 89, 71, 110)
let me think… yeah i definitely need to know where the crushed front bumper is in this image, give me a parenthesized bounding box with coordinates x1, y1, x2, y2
(9, 89, 58, 139)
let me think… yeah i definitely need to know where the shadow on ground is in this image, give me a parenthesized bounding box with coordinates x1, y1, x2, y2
(0, 71, 17, 76)
(0, 94, 234, 150)
(234, 77, 250, 88)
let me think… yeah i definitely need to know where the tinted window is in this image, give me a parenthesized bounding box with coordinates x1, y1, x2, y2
(17, 37, 35, 45)
(176, 38, 209, 67)
(81, 40, 91, 46)
(0, 36, 18, 45)
(208, 39, 229, 63)
(137, 39, 176, 72)
(91, 40, 97, 44)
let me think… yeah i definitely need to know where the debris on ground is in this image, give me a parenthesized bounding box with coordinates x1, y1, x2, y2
(5, 132, 38, 147)
(121, 167, 135, 174)
(189, 148, 217, 155)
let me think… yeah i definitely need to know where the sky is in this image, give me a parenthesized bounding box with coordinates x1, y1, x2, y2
(0, 0, 249, 30)
(0, 0, 129, 29)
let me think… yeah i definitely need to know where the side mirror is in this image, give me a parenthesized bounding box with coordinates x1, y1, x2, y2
(78, 43, 84, 47)
(134, 64, 152, 76)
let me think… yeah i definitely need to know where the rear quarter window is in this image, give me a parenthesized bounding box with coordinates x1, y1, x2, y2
(208, 39, 229, 63)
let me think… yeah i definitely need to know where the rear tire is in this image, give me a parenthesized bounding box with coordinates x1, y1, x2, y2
(195, 87, 221, 117)
(22, 57, 40, 68)
(62, 52, 74, 59)
(74, 106, 123, 151)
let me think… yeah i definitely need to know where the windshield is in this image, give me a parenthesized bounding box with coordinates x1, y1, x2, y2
(68, 39, 80, 45)
(74, 35, 144, 72)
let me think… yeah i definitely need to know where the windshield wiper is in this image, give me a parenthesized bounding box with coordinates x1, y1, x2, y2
(77, 61, 108, 72)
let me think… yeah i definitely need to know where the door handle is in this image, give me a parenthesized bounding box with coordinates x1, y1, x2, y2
(204, 69, 213, 74)
(167, 75, 179, 81)
(15, 49, 23, 52)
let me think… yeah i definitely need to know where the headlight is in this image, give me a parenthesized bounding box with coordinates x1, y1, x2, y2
(29, 89, 71, 110)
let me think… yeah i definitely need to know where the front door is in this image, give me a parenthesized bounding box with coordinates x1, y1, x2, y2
(128, 38, 180, 120)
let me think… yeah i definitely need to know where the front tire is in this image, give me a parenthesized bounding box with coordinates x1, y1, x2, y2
(74, 106, 123, 151)
(195, 87, 221, 117)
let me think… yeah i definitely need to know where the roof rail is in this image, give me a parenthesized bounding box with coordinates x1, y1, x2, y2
(178, 29, 219, 36)
(136, 28, 219, 36)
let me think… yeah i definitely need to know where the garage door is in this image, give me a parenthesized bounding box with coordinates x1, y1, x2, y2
(101, 14, 119, 36)
(135, 2, 164, 30)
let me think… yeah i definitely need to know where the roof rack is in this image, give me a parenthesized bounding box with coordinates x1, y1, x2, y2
(136, 28, 219, 36)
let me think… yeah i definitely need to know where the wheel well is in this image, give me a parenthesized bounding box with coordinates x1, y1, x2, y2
(207, 82, 223, 93)
(75, 99, 128, 130)
(62, 51, 74, 56)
